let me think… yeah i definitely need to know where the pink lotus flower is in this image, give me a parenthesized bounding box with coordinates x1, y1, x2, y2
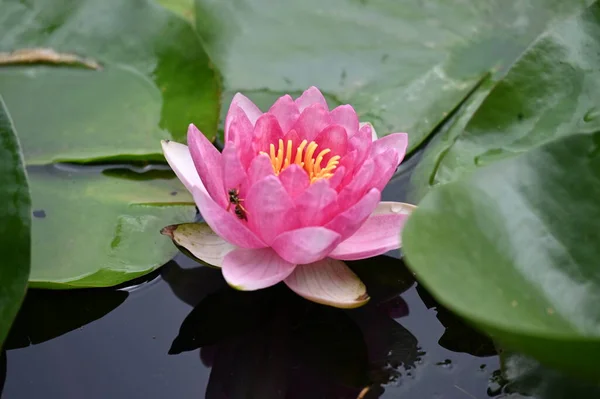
(161, 87, 414, 308)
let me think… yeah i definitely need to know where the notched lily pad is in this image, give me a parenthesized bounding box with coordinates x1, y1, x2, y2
(195, 0, 588, 152)
(414, 1, 600, 194)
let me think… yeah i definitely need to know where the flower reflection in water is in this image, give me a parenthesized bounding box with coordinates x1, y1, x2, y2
(167, 255, 422, 398)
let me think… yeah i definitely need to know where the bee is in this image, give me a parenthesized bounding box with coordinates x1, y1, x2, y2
(226, 188, 248, 221)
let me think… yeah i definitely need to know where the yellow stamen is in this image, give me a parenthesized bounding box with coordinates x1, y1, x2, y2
(276, 139, 284, 171)
(295, 140, 308, 166)
(284, 140, 293, 168)
(260, 138, 340, 183)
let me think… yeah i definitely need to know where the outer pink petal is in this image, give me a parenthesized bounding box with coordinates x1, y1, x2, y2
(271, 227, 341, 264)
(227, 115, 254, 169)
(247, 153, 275, 186)
(222, 247, 296, 291)
(372, 133, 408, 161)
(225, 93, 262, 141)
(161, 140, 205, 194)
(268, 94, 300, 133)
(294, 179, 338, 226)
(252, 113, 284, 154)
(188, 124, 227, 207)
(292, 103, 330, 142)
(191, 186, 266, 249)
(314, 124, 348, 164)
(284, 258, 369, 308)
(325, 188, 381, 240)
(295, 86, 328, 112)
(330, 105, 359, 137)
(222, 143, 247, 191)
(329, 202, 416, 260)
(278, 164, 309, 199)
(371, 148, 400, 192)
(245, 175, 299, 244)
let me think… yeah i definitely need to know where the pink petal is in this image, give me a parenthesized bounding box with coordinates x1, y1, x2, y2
(271, 227, 341, 264)
(337, 158, 375, 210)
(295, 86, 328, 112)
(222, 143, 247, 192)
(278, 164, 309, 199)
(372, 133, 408, 160)
(245, 175, 299, 244)
(227, 115, 254, 169)
(225, 93, 262, 141)
(292, 103, 330, 142)
(282, 129, 301, 151)
(294, 179, 338, 226)
(247, 153, 275, 186)
(161, 140, 205, 194)
(284, 258, 369, 308)
(325, 188, 381, 240)
(192, 186, 267, 249)
(336, 150, 357, 191)
(329, 202, 415, 260)
(268, 94, 300, 133)
(330, 105, 359, 137)
(328, 165, 346, 190)
(348, 124, 373, 170)
(188, 124, 227, 208)
(252, 113, 284, 154)
(360, 122, 378, 141)
(222, 247, 296, 291)
(314, 124, 348, 164)
(371, 148, 400, 192)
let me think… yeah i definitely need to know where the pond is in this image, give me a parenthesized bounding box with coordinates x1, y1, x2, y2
(0, 152, 505, 399)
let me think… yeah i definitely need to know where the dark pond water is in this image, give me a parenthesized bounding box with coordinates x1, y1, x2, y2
(0, 153, 505, 399)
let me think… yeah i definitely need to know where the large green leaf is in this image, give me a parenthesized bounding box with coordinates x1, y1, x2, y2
(27, 166, 195, 288)
(402, 132, 600, 377)
(412, 2, 600, 195)
(0, 0, 220, 164)
(194, 0, 588, 151)
(0, 96, 30, 346)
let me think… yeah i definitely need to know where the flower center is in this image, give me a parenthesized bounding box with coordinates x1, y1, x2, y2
(261, 139, 341, 183)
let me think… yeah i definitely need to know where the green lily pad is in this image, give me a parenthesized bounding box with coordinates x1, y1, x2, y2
(0, 0, 213, 287)
(195, 0, 589, 151)
(408, 77, 495, 202)
(412, 1, 600, 194)
(0, 96, 30, 346)
(402, 132, 600, 377)
(0, 65, 167, 165)
(0, 0, 220, 164)
(27, 166, 195, 288)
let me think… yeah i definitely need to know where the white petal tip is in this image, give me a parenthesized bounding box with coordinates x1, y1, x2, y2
(161, 223, 234, 268)
(284, 258, 370, 309)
